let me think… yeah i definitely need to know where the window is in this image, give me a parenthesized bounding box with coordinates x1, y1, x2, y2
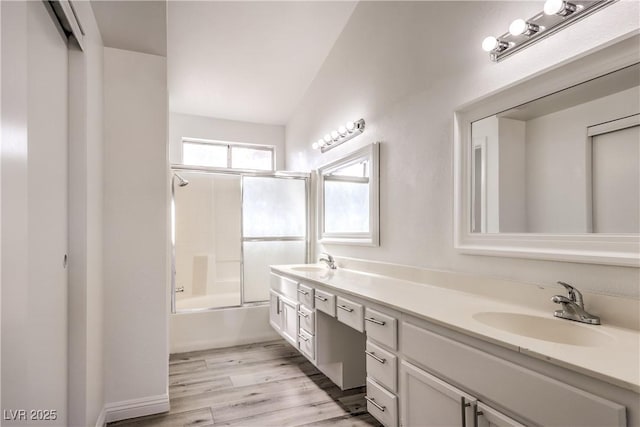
(317, 143, 380, 246)
(182, 138, 275, 171)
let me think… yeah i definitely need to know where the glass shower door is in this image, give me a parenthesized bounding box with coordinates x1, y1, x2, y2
(242, 176, 308, 303)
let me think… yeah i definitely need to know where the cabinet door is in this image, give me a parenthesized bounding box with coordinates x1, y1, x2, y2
(269, 290, 282, 331)
(280, 295, 299, 346)
(401, 361, 476, 427)
(475, 403, 525, 427)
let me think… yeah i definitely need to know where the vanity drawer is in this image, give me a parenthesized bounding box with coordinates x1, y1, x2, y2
(314, 289, 336, 317)
(336, 296, 364, 332)
(366, 340, 397, 393)
(298, 305, 314, 334)
(364, 307, 397, 350)
(366, 377, 398, 427)
(297, 283, 314, 308)
(297, 327, 314, 360)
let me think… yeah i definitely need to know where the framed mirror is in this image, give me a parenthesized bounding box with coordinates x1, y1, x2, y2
(454, 35, 640, 267)
(317, 143, 380, 246)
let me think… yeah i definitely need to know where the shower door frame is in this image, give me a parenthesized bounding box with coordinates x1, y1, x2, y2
(170, 164, 311, 314)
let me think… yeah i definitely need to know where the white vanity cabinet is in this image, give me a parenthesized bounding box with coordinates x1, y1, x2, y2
(401, 319, 627, 427)
(476, 402, 526, 427)
(278, 295, 298, 346)
(268, 289, 299, 347)
(270, 268, 635, 427)
(401, 360, 476, 427)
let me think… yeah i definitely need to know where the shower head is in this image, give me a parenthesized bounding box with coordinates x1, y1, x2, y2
(174, 173, 189, 187)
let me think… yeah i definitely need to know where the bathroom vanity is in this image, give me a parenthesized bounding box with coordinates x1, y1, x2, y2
(269, 263, 639, 427)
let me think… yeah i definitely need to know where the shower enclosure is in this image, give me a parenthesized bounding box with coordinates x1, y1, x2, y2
(171, 167, 309, 312)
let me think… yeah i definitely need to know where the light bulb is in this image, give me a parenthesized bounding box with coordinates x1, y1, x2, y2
(318, 139, 327, 148)
(312, 142, 319, 150)
(509, 19, 527, 36)
(544, 0, 576, 16)
(482, 36, 498, 52)
(338, 125, 347, 136)
(323, 134, 332, 143)
(345, 121, 355, 132)
(331, 130, 339, 140)
(544, 0, 563, 14)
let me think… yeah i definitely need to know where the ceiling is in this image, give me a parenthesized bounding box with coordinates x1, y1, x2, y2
(91, 1, 167, 56)
(90, 1, 356, 125)
(167, 1, 357, 125)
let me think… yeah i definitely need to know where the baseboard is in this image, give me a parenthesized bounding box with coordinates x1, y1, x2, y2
(95, 408, 106, 427)
(103, 393, 170, 423)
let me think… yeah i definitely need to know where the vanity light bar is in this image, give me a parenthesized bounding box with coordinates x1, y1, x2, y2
(312, 118, 365, 153)
(482, 0, 616, 62)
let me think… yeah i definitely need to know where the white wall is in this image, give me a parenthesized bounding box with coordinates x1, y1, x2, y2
(68, 2, 105, 425)
(170, 112, 286, 169)
(285, 1, 640, 297)
(103, 47, 169, 416)
(526, 87, 640, 233)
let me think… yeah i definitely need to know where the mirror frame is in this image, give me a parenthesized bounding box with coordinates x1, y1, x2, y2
(317, 143, 380, 246)
(454, 35, 640, 267)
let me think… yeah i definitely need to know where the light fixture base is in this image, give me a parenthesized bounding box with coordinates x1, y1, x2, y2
(489, 0, 615, 62)
(320, 119, 366, 153)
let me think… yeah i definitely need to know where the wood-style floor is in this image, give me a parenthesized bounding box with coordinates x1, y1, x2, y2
(108, 340, 382, 426)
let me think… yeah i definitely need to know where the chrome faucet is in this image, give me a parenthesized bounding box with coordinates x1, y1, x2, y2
(318, 252, 337, 269)
(551, 281, 600, 325)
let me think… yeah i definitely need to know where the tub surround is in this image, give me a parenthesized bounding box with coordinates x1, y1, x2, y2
(271, 260, 639, 394)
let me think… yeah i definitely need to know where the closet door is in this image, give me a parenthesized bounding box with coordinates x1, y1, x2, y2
(26, 1, 69, 422)
(1, 1, 69, 424)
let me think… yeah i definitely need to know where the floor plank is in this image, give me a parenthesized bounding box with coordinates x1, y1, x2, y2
(109, 339, 382, 427)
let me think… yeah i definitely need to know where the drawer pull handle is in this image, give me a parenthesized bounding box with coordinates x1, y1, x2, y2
(298, 334, 309, 342)
(315, 295, 328, 302)
(365, 350, 386, 364)
(298, 311, 309, 318)
(364, 396, 386, 412)
(337, 304, 354, 313)
(297, 289, 309, 296)
(365, 317, 386, 326)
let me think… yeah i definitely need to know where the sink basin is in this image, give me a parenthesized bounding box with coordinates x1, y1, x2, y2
(290, 265, 326, 273)
(472, 312, 613, 347)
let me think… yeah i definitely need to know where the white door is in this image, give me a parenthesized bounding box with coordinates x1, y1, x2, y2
(27, 0, 69, 421)
(1, 1, 68, 424)
(401, 361, 476, 427)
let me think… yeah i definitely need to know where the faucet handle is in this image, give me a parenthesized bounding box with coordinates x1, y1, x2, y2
(557, 281, 583, 307)
(319, 252, 334, 262)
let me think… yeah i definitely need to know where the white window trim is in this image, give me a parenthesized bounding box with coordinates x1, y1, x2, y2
(182, 137, 276, 171)
(317, 143, 380, 247)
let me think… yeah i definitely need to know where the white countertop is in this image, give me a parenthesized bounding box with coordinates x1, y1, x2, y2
(271, 264, 640, 394)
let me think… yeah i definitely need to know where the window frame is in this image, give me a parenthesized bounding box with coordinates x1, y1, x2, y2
(317, 143, 380, 246)
(182, 137, 276, 172)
